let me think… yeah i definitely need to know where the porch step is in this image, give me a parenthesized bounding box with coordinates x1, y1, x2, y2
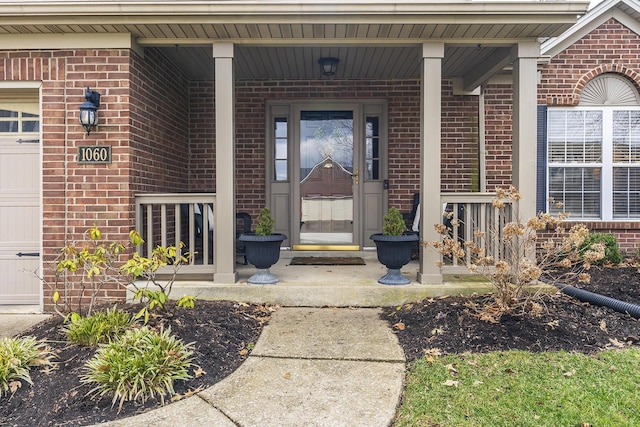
(168, 280, 493, 307)
(148, 251, 495, 307)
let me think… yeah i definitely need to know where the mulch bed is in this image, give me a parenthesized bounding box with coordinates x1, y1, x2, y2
(2, 266, 639, 426)
(1, 300, 273, 427)
(384, 265, 640, 363)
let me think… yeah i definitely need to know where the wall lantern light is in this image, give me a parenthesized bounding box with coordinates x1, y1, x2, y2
(79, 87, 101, 135)
(318, 57, 340, 77)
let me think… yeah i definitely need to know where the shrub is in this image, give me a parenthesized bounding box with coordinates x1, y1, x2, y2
(429, 186, 605, 320)
(255, 207, 275, 236)
(63, 306, 135, 347)
(580, 233, 622, 265)
(383, 207, 407, 236)
(50, 227, 195, 320)
(0, 336, 56, 397)
(52, 226, 126, 317)
(120, 235, 196, 323)
(81, 326, 193, 411)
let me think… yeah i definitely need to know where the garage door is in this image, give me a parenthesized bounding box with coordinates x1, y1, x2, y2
(0, 98, 40, 305)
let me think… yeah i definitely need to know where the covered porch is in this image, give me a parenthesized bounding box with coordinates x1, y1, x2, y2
(134, 192, 512, 305)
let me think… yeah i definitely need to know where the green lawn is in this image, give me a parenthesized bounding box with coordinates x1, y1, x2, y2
(395, 348, 640, 427)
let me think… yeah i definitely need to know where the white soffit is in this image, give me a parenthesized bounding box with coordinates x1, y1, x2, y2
(0, 33, 144, 56)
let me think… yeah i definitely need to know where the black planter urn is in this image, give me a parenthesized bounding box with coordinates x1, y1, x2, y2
(370, 233, 419, 285)
(238, 233, 287, 284)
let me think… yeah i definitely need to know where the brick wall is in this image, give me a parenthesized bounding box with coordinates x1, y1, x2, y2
(0, 49, 137, 308)
(482, 84, 514, 190)
(129, 48, 190, 195)
(5, 16, 640, 308)
(540, 19, 640, 106)
(188, 80, 215, 191)
(0, 47, 193, 310)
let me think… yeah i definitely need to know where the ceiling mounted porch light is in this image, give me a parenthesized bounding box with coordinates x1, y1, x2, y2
(79, 87, 101, 135)
(318, 57, 340, 77)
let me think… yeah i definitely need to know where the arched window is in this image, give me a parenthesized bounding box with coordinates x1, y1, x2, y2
(580, 74, 640, 106)
(546, 73, 640, 220)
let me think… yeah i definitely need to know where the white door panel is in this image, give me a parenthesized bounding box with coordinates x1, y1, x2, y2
(0, 118, 40, 305)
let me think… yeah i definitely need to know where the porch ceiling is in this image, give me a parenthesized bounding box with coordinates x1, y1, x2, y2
(0, 0, 590, 83)
(162, 44, 510, 81)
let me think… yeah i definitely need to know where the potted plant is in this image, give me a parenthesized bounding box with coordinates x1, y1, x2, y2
(370, 207, 419, 285)
(238, 207, 287, 284)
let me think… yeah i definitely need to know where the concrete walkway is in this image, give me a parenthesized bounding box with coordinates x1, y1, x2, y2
(0, 313, 51, 338)
(98, 307, 406, 427)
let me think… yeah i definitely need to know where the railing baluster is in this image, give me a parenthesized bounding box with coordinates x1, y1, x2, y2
(175, 204, 184, 261)
(439, 193, 512, 275)
(146, 205, 153, 257)
(202, 203, 209, 265)
(134, 193, 216, 275)
(161, 204, 167, 248)
(188, 204, 196, 263)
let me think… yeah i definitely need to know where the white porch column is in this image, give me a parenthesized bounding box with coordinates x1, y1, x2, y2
(512, 41, 540, 221)
(418, 42, 444, 284)
(213, 43, 238, 283)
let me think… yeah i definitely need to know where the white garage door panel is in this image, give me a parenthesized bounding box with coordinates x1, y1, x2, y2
(0, 126, 40, 306)
(0, 256, 39, 304)
(0, 151, 39, 189)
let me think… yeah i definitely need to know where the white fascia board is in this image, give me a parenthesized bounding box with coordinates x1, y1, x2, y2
(0, 33, 143, 56)
(0, 1, 590, 18)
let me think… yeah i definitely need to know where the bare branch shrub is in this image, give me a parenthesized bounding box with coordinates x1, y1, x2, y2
(428, 186, 604, 320)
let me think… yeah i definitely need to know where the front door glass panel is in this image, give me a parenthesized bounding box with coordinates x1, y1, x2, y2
(299, 111, 354, 244)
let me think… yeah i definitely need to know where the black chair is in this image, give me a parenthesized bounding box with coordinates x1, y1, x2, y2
(235, 212, 252, 264)
(402, 193, 421, 231)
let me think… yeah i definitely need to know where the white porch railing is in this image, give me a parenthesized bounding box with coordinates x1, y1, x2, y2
(439, 193, 514, 274)
(133, 192, 510, 278)
(135, 193, 216, 275)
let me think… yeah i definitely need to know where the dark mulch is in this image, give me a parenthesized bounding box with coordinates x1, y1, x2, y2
(384, 265, 640, 363)
(1, 300, 273, 427)
(2, 266, 640, 426)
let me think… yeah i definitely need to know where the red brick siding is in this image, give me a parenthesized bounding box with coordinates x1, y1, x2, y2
(5, 16, 640, 308)
(0, 49, 136, 308)
(0, 47, 192, 310)
(539, 19, 640, 105)
(539, 222, 640, 258)
(482, 84, 514, 190)
(129, 49, 190, 195)
(188, 80, 216, 191)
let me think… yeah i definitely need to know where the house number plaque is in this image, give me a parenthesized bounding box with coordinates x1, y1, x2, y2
(78, 146, 112, 164)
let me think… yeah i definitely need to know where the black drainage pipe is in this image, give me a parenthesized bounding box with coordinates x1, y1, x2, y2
(551, 282, 640, 319)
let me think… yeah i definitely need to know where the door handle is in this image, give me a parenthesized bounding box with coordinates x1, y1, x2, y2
(355, 168, 359, 185)
(16, 252, 40, 257)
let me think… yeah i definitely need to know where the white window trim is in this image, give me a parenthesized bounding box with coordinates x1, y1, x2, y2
(547, 106, 640, 221)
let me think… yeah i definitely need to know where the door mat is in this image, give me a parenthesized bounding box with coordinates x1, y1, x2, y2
(289, 256, 366, 266)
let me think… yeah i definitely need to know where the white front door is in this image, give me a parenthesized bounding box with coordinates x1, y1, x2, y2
(0, 98, 41, 305)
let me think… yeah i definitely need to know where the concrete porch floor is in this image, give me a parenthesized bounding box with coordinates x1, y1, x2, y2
(168, 250, 494, 307)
